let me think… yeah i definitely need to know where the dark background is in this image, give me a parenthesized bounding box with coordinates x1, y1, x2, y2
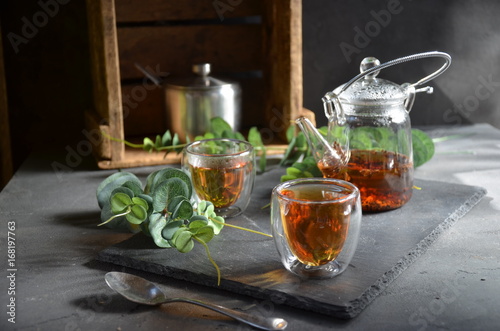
(1, 0, 500, 180)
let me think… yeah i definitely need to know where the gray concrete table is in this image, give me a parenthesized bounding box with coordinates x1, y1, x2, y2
(1, 124, 499, 330)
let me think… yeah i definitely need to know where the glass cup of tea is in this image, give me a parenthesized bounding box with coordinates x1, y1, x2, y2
(182, 138, 256, 218)
(271, 178, 362, 279)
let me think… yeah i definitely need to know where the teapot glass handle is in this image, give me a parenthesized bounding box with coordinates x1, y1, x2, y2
(337, 51, 452, 96)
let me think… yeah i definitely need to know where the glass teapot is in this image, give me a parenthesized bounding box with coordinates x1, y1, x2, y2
(297, 51, 452, 212)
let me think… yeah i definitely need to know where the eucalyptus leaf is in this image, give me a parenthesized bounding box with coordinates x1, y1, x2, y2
(412, 129, 435, 167)
(167, 196, 188, 214)
(211, 117, 233, 136)
(143, 137, 155, 152)
(172, 228, 194, 253)
(100, 204, 129, 231)
(144, 169, 160, 194)
(161, 220, 184, 241)
(122, 181, 143, 196)
(110, 186, 135, 200)
(286, 124, 295, 143)
(161, 130, 172, 147)
(235, 132, 246, 141)
(155, 135, 163, 149)
(150, 168, 192, 199)
(192, 226, 215, 243)
(207, 215, 224, 235)
(132, 197, 149, 210)
(152, 178, 190, 212)
(149, 213, 171, 248)
(126, 204, 147, 224)
(111, 192, 133, 214)
(96, 172, 142, 208)
(279, 136, 297, 166)
(188, 219, 209, 229)
(189, 215, 209, 223)
(171, 133, 181, 154)
(171, 199, 194, 220)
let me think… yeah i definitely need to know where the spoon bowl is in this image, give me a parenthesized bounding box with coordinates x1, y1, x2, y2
(105, 272, 287, 330)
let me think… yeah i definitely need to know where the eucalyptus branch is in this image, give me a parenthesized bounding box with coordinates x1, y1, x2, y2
(193, 236, 221, 286)
(100, 131, 143, 149)
(98, 207, 131, 226)
(209, 216, 272, 238)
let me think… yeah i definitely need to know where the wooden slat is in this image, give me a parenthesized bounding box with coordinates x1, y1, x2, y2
(0, 23, 13, 188)
(262, 0, 302, 141)
(115, 0, 264, 22)
(84, 110, 112, 160)
(86, 0, 125, 161)
(117, 24, 264, 80)
(96, 143, 289, 169)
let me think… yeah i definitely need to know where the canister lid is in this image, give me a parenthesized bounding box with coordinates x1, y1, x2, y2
(166, 63, 237, 90)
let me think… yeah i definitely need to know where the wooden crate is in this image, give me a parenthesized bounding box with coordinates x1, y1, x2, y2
(85, 0, 311, 169)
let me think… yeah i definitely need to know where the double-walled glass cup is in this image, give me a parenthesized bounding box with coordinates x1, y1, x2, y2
(271, 178, 362, 279)
(182, 138, 255, 218)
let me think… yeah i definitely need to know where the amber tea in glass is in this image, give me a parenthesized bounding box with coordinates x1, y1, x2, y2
(318, 149, 414, 212)
(182, 139, 255, 218)
(271, 178, 362, 279)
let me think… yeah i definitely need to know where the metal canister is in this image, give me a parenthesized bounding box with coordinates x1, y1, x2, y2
(164, 63, 241, 142)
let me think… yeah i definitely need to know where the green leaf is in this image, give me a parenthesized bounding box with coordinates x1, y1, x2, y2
(155, 135, 163, 149)
(160, 220, 184, 241)
(150, 168, 193, 199)
(207, 215, 225, 235)
(161, 130, 172, 146)
(286, 167, 302, 177)
(248, 127, 266, 172)
(110, 186, 135, 200)
(171, 199, 194, 220)
(148, 213, 171, 248)
(172, 228, 194, 253)
(143, 170, 160, 194)
(132, 197, 149, 210)
(221, 130, 236, 139)
(192, 226, 215, 243)
(122, 181, 143, 196)
(172, 133, 182, 153)
(99, 204, 129, 231)
(143, 137, 155, 152)
(152, 178, 190, 212)
(126, 204, 147, 224)
(235, 132, 246, 141)
(211, 117, 233, 136)
(167, 196, 188, 213)
(111, 192, 133, 214)
(96, 172, 142, 208)
(286, 124, 295, 143)
(248, 127, 264, 146)
(412, 129, 435, 167)
(189, 219, 209, 229)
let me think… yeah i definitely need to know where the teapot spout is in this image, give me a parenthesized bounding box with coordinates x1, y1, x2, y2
(295, 117, 349, 178)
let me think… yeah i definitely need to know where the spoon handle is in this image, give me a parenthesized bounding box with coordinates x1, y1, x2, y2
(166, 297, 287, 330)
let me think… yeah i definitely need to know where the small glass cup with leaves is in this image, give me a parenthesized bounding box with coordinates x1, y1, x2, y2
(271, 178, 362, 279)
(182, 138, 256, 218)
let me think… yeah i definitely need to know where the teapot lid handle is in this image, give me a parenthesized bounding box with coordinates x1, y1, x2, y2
(337, 51, 452, 96)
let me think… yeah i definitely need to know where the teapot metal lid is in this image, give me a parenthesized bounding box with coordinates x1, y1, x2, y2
(166, 63, 238, 90)
(324, 51, 452, 117)
(334, 57, 408, 106)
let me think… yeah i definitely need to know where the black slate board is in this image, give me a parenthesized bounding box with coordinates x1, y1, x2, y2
(97, 168, 486, 319)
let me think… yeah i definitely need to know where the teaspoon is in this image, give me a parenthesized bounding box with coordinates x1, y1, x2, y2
(105, 272, 287, 330)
